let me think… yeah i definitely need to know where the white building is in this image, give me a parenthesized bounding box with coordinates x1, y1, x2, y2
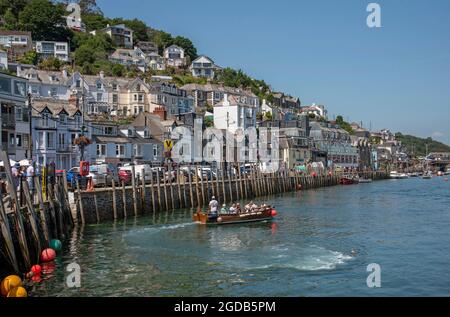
(301, 104, 328, 118)
(109, 47, 147, 72)
(31, 100, 82, 170)
(213, 94, 257, 134)
(147, 52, 166, 71)
(35, 41, 70, 62)
(0, 50, 7, 70)
(163, 45, 186, 67)
(66, 3, 86, 32)
(0, 72, 30, 160)
(94, 24, 133, 48)
(190, 55, 216, 79)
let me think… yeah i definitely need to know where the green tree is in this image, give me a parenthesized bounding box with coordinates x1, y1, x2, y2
(74, 45, 96, 65)
(2, 9, 18, 30)
(77, 0, 102, 15)
(0, 0, 30, 19)
(111, 63, 125, 77)
(150, 30, 173, 54)
(81, 13, 108, 31)
(172, 36, 197, 61)
(204, 116, 214, 128)
(38, 57, 61, 71)
(18, 50, 38, 65)
(18, 0, 72, 41)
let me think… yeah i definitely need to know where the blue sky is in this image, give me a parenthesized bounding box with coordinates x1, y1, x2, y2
(98, 0, 450, 145)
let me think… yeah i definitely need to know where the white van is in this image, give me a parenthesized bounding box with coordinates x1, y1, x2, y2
(120, 164, 153, 182)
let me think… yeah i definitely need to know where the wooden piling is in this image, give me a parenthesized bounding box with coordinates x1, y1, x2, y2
(131, 165, 138, 216)
(76, 179, 85, 225)
(34, 177, 50, 244)
(168, 164, 175, 210)
(0, 195, 19, 272)
(122, 180, 127, 218)
(188, 166, 194, 208)
(163, 167, 169, 211)
(141, 169, 147, 213)
(111, 177, 117, 220)
(150, 171, 156, 212)
(176, 167, 182, 209)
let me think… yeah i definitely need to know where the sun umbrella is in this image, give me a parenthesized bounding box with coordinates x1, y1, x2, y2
(0, 159, 17, 167)
(18, 159, 31, 167)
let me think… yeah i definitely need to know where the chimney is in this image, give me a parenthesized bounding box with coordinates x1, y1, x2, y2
(99, 71, 105, 79)
(223, 93, 230, 106)
(152, 106, 167, 121)
(69, 94, 79, 108)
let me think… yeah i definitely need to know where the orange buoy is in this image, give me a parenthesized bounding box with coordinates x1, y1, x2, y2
(40, 248, 56, 263)
(297, 184, 302, 190)
(7, 286, 27, 297)
(1, 275, 22, 296)
(217, 217, 223, 223)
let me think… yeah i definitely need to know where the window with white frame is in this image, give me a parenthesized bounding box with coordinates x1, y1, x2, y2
(153, 144, 158, 157)
(97, 144, 106, 156)
(116, 145, 125, 156)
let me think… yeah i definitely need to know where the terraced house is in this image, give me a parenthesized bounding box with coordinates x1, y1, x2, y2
(181, 83, 259, 111)
(0, 72, 30, 160)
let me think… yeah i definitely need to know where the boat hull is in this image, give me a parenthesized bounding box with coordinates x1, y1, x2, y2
(340, 177, 359, 185)
(193, 208, 275, 225)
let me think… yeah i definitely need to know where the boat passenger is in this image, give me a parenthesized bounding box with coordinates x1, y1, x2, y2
(220, 204, 228, 214)
(229, 204, 237, 214)
(236, 203, 242, 214)
(209, 196, 219, 217)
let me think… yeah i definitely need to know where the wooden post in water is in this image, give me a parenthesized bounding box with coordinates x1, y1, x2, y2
(21, 179, 42, 254)
(195, 165, 201, 207)
(33, 177, 50, 243)
(163, 167, 169, 211)
(62, 170, 74, 226)
(227, 167, 233, 203)
(76, 179, 85, 225)
(176, 167, 182, 209)
(141, 169, 146, 213)
(234, 165, 240, 201)
(149, 171, 155, 212)
(221, 163, 226, 203)
(199, 165, 206, 206)
(188, 166, 194, 208)
(122, 180, 127, 218)
(238, 164, 245, 199)
(168, 164, 175, 209)
(131, 165, 138, 216)
(111, 178, 117, 220)
(0, 195, 19, 272)
(0, 151, 31, 268)
(215, 166, 220, 202)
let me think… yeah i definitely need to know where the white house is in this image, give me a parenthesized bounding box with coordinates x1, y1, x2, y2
(31, 99, 82, 170)
(190, 55, 216, 79)
(66, 3, 86, 32)
(0, 72, 30, 161)
(0, 50, 7, 70)
(109, 47, 147, 72)
(213, 94, 257, 134)
(147, 52, 166, 71)
(93, 24, 133, 48)
(301, 104, 327, 119)
(35, 41, 70, 62)
(163, 45, 186, 67)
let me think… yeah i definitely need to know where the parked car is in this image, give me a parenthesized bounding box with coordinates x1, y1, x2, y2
(66, 167, 82, 188)
(120, 164, 153, 182)
(90, 163, 119, 186)
(118, 169, 132, 184)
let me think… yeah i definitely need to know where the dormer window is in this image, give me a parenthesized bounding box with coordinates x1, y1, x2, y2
(112, 83, 118, 91)
(144, 128, 150, 138)
(128, 128, 134, 137)
(76, 79, 81, 88)
(59, 114, 66, 124)
(97, 82, 102, 90)
(136, 84, 141, 91)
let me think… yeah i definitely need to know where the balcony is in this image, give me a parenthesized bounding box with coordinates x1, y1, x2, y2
(1, 114, 16, 129)
(57, 144, 72, 152)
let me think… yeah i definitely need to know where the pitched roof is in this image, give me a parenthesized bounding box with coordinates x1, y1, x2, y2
(32, 99, 81, 117)
(132, 112, 165, 142)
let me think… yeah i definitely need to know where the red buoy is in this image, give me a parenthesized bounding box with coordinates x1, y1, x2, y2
(312, 172, 317, 177)
(31, 264, 42, 275)
(42, 262, 56, 275)
(271, 209, 278, 217)
(31, 275, 42, 283)
(40, 248, 56, 263)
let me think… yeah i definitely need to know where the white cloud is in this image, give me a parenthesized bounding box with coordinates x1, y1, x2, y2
(432, 131, 445, 138)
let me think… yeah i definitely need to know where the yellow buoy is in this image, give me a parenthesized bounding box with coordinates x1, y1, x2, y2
(1, 275, 23, 297)
(7, 286, 28, 297)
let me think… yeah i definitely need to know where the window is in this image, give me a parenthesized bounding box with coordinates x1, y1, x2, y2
(9, 133, 15, 146)
(42, 114, 49, 127)
(134, 94, 138, 101)
(50, 87, 57, 97)
(104, 127, 114, 135)
(153, 145, 158, 157)
(14, 81, 26, 97)
(97, 93, 102, 102)
(15, 107, 23, 122)
(23, 135, 29, 148)
(134, 144, 142, 157)
(144, 129, 150, 138)
(138, 94, 144, 102)
(97, 82, 102, 90)
(56, 45, 66, 50)
(47, 132, 55, 149)
(59, 114, 66, 124)
(76, 79, 81, 88)
(112, 94, 118, 103)
(38, 132, 44, 148)
(116, 145, 125, 156)
(0, 77, 11, 94)
(58, 134, 65, 146)
(112, 84, 118, 91)
(97, 144, 106, 156)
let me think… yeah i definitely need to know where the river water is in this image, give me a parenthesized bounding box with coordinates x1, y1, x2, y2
(31, 177, 450, 296)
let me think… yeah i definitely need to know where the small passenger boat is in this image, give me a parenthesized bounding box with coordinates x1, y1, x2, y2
(193, 205, 277, 225)
(339, 176, 359, 185)
(358, 178, 373, 184)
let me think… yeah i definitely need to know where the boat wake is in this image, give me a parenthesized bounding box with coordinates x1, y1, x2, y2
(221, 244, 353, 272)
(123, 222, 196, 237)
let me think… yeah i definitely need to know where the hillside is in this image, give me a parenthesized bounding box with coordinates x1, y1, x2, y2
(395, 133, 450, 156)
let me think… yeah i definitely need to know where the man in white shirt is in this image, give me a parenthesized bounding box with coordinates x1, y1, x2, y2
(209, 196, 219, 215)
